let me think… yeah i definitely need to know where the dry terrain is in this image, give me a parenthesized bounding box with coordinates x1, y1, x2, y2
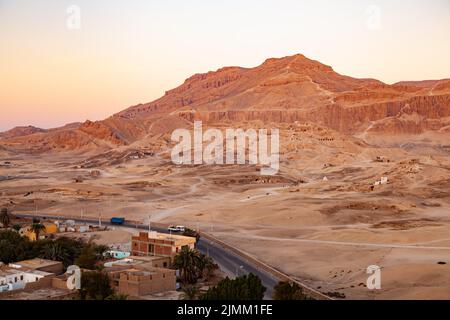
(1, 54, 450, 299)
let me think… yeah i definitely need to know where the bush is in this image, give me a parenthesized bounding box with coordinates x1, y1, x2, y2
(273, 281, 310, 300)
(79, 270, 114, 300)
(201, 273, 266, 300)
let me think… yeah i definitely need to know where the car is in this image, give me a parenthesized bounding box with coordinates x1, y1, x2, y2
(168, 225, 185, 232)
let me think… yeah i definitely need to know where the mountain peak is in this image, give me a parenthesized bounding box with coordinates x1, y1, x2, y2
(260, 53, 334, 74)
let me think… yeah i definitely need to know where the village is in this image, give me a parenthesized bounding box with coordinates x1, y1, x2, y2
(0, 210, 227, 300)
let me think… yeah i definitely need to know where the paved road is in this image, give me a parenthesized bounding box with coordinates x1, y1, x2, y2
(16, 214, 279, 299)
(196, 238, 278, 299)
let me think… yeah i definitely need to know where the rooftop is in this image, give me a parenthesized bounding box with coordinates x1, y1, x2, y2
(135, 231, 196, 244)
(0, 267, 52, 277)
(10, 258, 62, 270)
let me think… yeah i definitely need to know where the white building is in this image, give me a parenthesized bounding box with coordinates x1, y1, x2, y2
(0, 268, 52, 292)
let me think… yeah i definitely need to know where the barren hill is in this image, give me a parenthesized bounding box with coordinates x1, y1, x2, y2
(1, 54, 449, 153)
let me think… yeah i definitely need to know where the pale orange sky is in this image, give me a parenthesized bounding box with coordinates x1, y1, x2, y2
(1, 0, 449, 131)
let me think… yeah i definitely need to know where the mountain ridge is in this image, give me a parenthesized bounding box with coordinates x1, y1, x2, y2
(1, 53, 449, 153)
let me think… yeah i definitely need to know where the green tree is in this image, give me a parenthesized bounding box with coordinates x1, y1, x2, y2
(79, 270, 114, 300)
(0, 208, 12, 228)
(40, 241, 71, 266)
(105, 293, 128, 300)
(273, 281, 309, 300)
(183, 228, 200, 242)
(30, 223, 46, 240)
(74, 242, 107, 270)
(201, 273, 266, 300)
(172, 247, 202, 284)
(75, 244, 98, 270)
(182, 284, 200, 300)
(0, 230, 34, 263)
(197, 254, 217, 280)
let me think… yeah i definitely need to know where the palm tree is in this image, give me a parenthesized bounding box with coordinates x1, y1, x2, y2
(0, 207, 11, 228)
(172, 247, 202, 284)
(40, 241, 71, 266)
(30, 223, 46, 240)
(195, 254, 214, 279)
(201, 255, 217, 280)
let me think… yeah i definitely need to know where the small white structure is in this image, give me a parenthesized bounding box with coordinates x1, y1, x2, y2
(65, 220, 76, 227)
(105, 250, 131, 260)
(374, 176, 388, 187)
(77, 225, 89, 233)
(0, 268, 51, 292)
(322, 176, 328, 181)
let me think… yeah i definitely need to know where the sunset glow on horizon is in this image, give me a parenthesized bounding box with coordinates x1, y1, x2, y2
(1, 0, 449, 131)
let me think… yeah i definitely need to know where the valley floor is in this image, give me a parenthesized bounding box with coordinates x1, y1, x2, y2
(1, 148, 450, 299)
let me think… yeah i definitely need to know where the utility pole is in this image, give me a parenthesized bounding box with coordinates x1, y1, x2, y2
(34, 191, 38, 217)
(98, 211, 102, 228)
(148, 214, 151, 232)
(210, 212, 214, 232)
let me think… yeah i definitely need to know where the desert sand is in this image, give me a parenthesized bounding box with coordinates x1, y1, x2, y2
(1, 54, 449, 299)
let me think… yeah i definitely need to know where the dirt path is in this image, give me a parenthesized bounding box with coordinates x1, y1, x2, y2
(245, 234, 450, 250)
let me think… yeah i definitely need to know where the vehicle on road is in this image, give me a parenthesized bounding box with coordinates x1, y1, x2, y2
(110, 217, 125, 225)
(168, 225, 185, 232)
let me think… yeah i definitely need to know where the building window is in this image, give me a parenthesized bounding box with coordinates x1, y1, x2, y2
(148, 244, 154, 254)
(163, 262, 167, 268)
(20, 275, 23, 281)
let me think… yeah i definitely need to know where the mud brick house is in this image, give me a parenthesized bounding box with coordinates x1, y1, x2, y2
(131, 231, 196, 258)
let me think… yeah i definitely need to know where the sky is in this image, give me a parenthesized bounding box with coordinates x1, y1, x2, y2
(1, 0, 449, 131)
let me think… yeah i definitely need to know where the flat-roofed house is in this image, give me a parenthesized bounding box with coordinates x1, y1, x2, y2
(131, 231, 196, 258)
(106, 266, 176, 297)
(9, 258, 63, 275)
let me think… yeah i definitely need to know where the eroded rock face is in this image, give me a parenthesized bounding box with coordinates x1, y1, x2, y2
(1, 54, 449, 153)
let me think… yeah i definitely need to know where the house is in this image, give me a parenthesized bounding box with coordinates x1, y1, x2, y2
(0, 259, 63, 293)
(9, 258, 63, 275)
(131, 231, 196, 258)
(106, 266, 176, 297)
(104, 255, 171, 269)
(105, 250, 131, 260)
(0, 268, 54, 292)
(20, 222, 58, 241)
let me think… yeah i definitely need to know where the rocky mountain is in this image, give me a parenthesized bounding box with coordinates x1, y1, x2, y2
(0, 125, 47, 139)
(1, 54, 449, 153)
